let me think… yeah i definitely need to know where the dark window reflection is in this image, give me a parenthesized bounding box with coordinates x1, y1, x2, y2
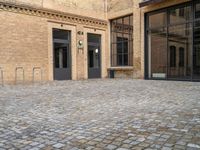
(196, 3, 200, 19)
(179, 47, 185, 67)
(169, 6, 191, 25)
(148, 4, 193, 80)
(194, 21, 200, 78)
(170, 46, 176, 67)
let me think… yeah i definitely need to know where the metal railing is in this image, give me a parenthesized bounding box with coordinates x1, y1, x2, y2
(32, 67, 43, 83)
(15, 67, 25, 84)
(0, 67, 3, 86)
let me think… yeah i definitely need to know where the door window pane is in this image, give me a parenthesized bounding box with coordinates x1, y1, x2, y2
(54, 43, 68, 68)
(88, 34, 101, 69)
(88, 46, 100, 69)
(53, 29, 70, 40)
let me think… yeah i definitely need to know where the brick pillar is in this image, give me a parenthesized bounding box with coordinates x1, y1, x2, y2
(76, 25, 85, 80)
(133, 0, 143, 79)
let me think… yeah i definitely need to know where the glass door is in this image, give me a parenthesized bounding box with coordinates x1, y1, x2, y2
(53, 29, 71, 80)
(88, 33, 101, 79)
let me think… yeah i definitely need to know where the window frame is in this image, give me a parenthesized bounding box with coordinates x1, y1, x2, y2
(110, 14, 133, 67)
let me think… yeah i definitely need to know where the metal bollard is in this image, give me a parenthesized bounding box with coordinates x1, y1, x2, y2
(15, 67, 25, 84)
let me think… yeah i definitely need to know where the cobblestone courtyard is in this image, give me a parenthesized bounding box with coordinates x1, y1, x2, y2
(0, 79, 200, 150)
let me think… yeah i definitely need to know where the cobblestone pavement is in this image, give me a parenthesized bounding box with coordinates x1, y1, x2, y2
(0, 79, 200, 150)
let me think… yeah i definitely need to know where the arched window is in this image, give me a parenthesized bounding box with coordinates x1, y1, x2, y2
(170, 46, 176, 67)
(179, 47, 185, 67)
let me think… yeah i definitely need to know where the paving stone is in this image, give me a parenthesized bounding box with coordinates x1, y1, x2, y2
(161, 147, 172, 150)
(187, 143, 200, 149)
(106, 144, 117, 150)
(0, 79, 199, 149)
(53, 143, 65, 148)
(116, 148, 129, 150)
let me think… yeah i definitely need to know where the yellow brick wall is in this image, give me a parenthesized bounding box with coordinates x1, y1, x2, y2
(0, 0, 107, 19)
(0, 0, 192, 84)
(0, 11, 49, 84)
(0, 2, 108, 84)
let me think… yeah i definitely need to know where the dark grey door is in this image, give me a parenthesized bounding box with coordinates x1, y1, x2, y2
(88, 33, 101, 79)
(53, 29, 71, 80)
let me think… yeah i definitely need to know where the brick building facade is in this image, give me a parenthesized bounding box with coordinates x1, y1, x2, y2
(0, 0, 199, 84)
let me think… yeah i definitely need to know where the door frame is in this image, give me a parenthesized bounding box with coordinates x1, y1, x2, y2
(87, 33, 102, 78)
(48, 22, 77, 80)
(84, 27, 107, 79)
(53, 36, 71, 80)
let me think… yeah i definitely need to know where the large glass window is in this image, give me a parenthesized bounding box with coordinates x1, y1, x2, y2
(149, 12, 167, 28)
(194, 21, 200, 79)
(149, 27, 167, 78)
(169, 6, 192, 24)
(111, 15, 133, 67)
(168, 23, 192, 79)
(146, 2, 199, 80)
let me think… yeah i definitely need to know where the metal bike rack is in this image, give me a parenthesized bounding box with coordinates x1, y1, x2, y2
(32, 67, 43, 82)
(0, 67, 3, 86)
(15, 67, 25, 84)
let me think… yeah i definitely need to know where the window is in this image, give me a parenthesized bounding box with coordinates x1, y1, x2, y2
(146, 2, 200, 80)
(116, 37, 128, 66)
(179, 8, 185, 17)
(179, 47, 185, 67)
(111, 15, 133, 66)
(149, 12, 167, 28)
(169, 6, 191, 25)
(170, 46, 176, 67)
(195, 3, 200, 19)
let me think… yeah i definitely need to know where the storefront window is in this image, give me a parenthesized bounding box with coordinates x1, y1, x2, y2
(146, 2, 199, 80)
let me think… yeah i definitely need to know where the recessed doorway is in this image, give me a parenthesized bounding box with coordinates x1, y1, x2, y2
(87, 33, 101, 79)
(53, 29, 71, 80)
